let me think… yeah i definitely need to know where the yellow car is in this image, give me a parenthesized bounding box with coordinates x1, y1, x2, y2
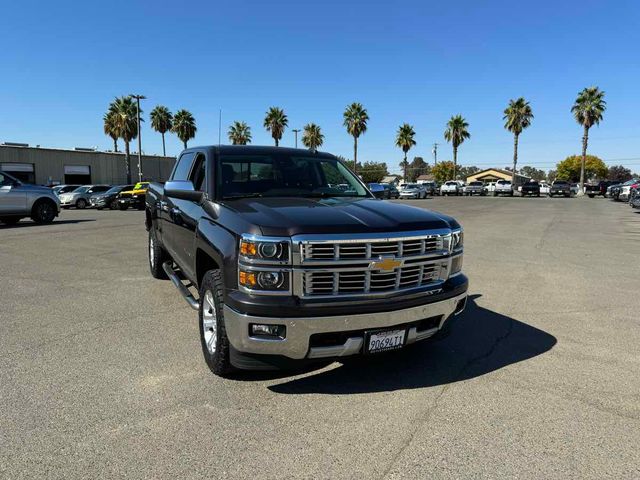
(116, 182, 150, 210)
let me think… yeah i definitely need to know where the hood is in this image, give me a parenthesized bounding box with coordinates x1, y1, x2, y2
(218, 197, 457, 236)
(19, 184, 52, 193)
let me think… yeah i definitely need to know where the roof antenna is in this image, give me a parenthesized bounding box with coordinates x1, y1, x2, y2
(218, 109, 222, 146)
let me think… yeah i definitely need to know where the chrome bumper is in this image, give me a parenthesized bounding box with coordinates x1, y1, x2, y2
(223, 291, 468, 360)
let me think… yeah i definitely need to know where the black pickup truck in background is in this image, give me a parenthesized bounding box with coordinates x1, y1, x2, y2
(145, 146, 468, 376)
(520, 181, 541, 197)
(585, 180, 615, 198)
(549, 180, 572, 197)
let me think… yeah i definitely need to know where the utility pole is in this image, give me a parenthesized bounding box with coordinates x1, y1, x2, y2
(292, 129, 301, 148)
(432, 142, 439, 165)
(130, 94, 146, 182)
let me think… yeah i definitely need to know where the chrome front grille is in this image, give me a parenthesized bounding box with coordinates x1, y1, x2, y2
(300, 236, 441, 262)
(302, 260, 443, 297)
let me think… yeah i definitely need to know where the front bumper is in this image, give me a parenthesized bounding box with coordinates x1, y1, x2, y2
(224, 290, 468, 360)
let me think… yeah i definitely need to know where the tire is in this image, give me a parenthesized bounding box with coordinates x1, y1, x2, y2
(110, 202, 118, 210)
(97, 207, 103, 211)
(199, 269, 234, 377)
(536, 193, 540, 197)
(0, 217, 21, 225)
(493, 192, 497, 197)
(118, 203, 128, 211)
(148, 229, 169, 279)
(588, 194, 595, 198)
(31, 199, 57, 224)
(76, 198, 87, 209)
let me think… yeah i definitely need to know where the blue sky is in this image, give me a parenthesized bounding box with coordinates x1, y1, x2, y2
(2, 0, 640, 174)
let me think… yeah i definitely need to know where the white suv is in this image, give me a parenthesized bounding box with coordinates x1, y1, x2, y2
(493, 180, 513, 196)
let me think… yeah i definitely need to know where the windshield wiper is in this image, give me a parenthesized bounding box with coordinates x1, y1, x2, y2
(223, 193, 264, 199)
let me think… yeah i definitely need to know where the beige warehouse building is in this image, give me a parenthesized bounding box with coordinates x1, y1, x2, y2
(0, 144, 175, 185)
(466, 168, 530, 186)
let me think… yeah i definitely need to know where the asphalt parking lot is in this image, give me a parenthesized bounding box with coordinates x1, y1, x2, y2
(1, 196, 639, 479)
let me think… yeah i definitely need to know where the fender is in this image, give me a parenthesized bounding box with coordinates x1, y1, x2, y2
(195, 215, 237, 294)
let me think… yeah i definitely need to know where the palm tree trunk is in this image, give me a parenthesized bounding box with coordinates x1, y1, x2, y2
(403, 152, 408, 181)
(579, 125, 589, 195)
(161, 133, 166, 157)
(124, 141, 132, 184)
(113, 138, 119, 153)
(453, 146, 457, 180)
(275, 135, 279, 147)
(183, 140, 188, 149)
(353, 136, 358, 174)
(512, 133, 519, 185)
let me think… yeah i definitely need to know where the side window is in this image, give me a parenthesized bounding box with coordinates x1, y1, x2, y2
(172, 152, 196, 181)
(190, 153, 207, 191)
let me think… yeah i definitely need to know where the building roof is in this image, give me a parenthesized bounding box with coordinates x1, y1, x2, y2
(466, 168, 531, 182)
(381, 175, 401, 183)
(416, 174, 434, 181)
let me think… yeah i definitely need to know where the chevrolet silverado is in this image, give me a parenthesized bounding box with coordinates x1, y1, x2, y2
(145, 146, 468, 376)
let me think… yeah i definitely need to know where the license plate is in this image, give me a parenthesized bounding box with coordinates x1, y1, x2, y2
(365, 329, 406, 354)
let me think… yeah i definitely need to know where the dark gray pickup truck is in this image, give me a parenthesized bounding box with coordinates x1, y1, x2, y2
(145, 146, 468, 376)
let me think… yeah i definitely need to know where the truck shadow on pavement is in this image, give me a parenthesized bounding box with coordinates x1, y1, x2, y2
(268, 294, 557, 394)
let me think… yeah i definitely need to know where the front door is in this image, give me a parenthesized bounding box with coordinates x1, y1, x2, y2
(0, 173, 27, 214)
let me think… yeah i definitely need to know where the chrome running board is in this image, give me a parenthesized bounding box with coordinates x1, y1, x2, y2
(162, 261, 200, 311)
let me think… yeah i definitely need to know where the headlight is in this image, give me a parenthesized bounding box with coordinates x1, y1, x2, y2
(238, 267, 290, 293)
(240, 237, 289, 263)
(445, 230, 463, 252)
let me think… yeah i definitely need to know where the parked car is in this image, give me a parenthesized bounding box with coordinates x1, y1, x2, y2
(419, 181, 438, 196)
(493, 179, 513, 196)
(484, 182, 496, 194)
(0, 171, 60, 225)
(145, 145, 467, 376)
(539, 182, 550, 195)
(606, 183, 621, 199)
(630, 188, 640, 209)
(399, 183, 427, 199)
(380, 183, 400, 199)
(59, 184, 111, 209)
(549, 180, 571, 198)
(618, 179, 639, 202)
(90, 184, 136, 210)
(585, 180, 615, 198)
(463, 181, 485, 196)
(440, 181, 462, 196)
(520, 181, 541, 197)
(570, 183, 579, 195)
(52, 184, 82, 197)
(116, 182, 150, 210)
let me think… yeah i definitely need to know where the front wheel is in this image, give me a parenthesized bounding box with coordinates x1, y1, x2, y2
(588, 194, 595, 198)
(118, 203, 128, 211)
(76, 198, 87, 209)
(31, 200, 57, 224)
(199, 270, 234, 377)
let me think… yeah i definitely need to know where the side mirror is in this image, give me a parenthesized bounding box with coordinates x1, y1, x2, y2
(165, 180, 205, 202)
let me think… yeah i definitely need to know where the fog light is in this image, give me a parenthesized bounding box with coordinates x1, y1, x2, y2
(250, 324, 286, 338)
(450, 254, 463, 275)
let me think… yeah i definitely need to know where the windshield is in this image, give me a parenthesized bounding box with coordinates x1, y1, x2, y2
(405, 184, 418, 189)
(219, 154, 369, 199)
(553, 181, 568, 185)
(497, 180, 510, 185)
(106, 186, 124, 194)
(469, 182, 483, 186)
(445, 181, 457, 186)
(74, 186, 90, 194)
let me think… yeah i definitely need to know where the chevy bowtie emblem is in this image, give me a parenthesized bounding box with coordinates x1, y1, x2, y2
(370, 257, 401, 271)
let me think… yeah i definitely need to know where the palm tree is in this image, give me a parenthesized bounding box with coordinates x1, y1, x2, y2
(263, 107, 288, 146)
(571, 87, 606, 194)
(172, 109, 197, 149)
(111, 96, 139, 183)
(103, 104, 119, 152)
(444, 115, 471, 180)
(301, 123, 324, 152)
(395, 123, 416, 181)
(150, 106, 173, 156)
(343, 102, 369, 174)
(503, 98, 534, 185)
(228, 121, 252, 145)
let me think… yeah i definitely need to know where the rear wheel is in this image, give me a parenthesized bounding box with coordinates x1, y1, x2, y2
(588, 194, 595, 198)
(148, 229, 169, 279)
(31, 199, 57, 224)
(199, 270, 234, 377)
